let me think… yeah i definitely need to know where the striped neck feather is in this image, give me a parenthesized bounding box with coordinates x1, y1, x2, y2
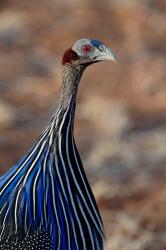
(0, 64, 104, 249)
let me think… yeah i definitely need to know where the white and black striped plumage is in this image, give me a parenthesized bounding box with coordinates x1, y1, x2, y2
(0, 39, 116, 250)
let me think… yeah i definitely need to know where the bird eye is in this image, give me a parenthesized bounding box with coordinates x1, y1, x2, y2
(81, 44, 92, 53)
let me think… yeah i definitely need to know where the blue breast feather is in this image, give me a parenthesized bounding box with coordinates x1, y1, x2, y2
(0, 110, 104, 249)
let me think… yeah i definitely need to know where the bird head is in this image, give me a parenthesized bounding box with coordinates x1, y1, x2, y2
(62, 38, 116, 67)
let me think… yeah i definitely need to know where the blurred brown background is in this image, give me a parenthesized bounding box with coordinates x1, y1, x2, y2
(0, 0, 165, 249)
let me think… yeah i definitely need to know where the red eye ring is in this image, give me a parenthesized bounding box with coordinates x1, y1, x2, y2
(81, 44, 92, 53)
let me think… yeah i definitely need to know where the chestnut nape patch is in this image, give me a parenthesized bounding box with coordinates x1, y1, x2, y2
(62, 48, 79, 65)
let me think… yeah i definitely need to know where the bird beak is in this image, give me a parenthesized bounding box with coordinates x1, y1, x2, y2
(95, 47, 117, 62)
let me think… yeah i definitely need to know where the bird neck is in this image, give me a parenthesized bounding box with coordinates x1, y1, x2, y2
(60, 63, 85, 112)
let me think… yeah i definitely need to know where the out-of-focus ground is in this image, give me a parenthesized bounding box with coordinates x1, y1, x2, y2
(0, 0, 165, 249)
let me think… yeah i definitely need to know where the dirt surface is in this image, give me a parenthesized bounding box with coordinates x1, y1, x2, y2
(0, 1, 165, 249)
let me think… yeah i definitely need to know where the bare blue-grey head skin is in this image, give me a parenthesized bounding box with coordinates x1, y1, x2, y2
(61, 38, 116, 109)
(0, 38, 116, 250)
(62, 38, 117, 66)
(71, 38, 116, 65)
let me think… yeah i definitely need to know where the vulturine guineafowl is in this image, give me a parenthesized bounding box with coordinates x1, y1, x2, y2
(0, 38, 116, 250)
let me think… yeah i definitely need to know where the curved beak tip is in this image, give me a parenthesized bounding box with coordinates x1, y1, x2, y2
(112, 54, 118, 63)
(106, 48, 117, 63)
(96, 48, 117, 63)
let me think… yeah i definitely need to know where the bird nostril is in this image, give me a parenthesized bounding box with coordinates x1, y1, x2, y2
(98, 45, 105, 52)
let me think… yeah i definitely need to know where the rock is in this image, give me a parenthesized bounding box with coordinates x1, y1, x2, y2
(0, 11, 29, 46)
(0, 101, 15, 128)
(78, 97, 131, 138)
(25, 48, 56, 76)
